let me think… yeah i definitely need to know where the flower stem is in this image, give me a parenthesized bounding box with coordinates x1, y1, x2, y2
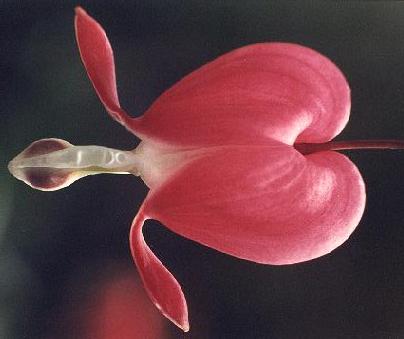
(295, 140, 404, 155)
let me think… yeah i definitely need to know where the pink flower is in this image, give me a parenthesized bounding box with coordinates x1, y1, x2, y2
(8, 7, 404, 332)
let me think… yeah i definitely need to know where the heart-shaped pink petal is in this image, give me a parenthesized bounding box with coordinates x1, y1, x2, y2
(135, 43, 350, 147)
(144, 144, 365, 265)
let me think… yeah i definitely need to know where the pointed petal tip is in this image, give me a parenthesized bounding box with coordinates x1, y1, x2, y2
(130, 208, 190, 332)
(73, 4, 138, 134)
(180, 322, 190, 333)
(154, 298, 189, 332)
(74, 6, 85, 16)
(182, 322, 190, 333)
(163, 306, 189, 332)
(159, 306, 189, 332)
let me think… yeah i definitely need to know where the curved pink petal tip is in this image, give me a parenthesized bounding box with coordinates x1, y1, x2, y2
(74, 7, 134, 130)
(130, 205, 189, 332)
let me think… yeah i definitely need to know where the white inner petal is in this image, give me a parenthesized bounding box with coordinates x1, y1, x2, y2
(10, 145, 142, 172)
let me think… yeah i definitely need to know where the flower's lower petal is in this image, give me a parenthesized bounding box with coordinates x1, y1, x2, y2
(145, 145, 365, 264)
(135, 43, 350, 147)
(129, 205, 189, 332)
(74, 7, 134, 130)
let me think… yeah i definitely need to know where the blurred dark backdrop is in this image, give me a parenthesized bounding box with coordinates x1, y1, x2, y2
(1, 1, 404, 338)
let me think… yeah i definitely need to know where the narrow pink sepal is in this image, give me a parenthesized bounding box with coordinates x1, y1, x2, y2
(145, 144, 366, 265)
(74, 7, 134, 129)
(135, 43, 350, 147)
(129, 204, 189, 332)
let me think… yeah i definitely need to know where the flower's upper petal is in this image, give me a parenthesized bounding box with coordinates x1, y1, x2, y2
(74, 7, 134, 130)
(143, 145, 365, 265)
(135, 43, 350, 147)
(129, 205, 189, 332)
(74, 10, 350, 148)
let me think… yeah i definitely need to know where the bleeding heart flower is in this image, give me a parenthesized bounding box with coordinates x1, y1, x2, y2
(8, 7, 404, 332)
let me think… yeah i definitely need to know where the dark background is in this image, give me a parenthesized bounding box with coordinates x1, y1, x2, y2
(1, 1, 404, 338)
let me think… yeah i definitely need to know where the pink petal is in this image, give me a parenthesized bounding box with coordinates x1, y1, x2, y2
(129, 205, 189, 332)
(74, 7, 134, 130)
(144, 145, 366, 264)
(135, 43, 350, 147)
(74, 10, 350, 149)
